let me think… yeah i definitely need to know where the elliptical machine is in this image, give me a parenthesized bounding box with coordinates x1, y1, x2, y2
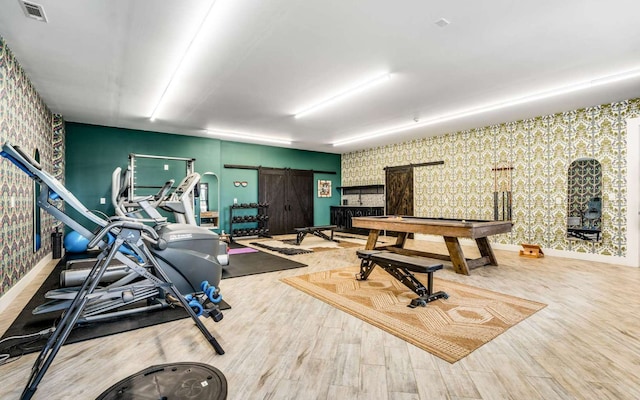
(35, 171, 227, 322)
(112, 166, 200, 226)
(57, 168, 230, 290)
(111, 166, 229, 266)
(1, 142, 226, 400)
(159, 171, 200, 225)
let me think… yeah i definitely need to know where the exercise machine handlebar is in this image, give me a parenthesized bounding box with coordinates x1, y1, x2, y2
(87, 220, 159, 249)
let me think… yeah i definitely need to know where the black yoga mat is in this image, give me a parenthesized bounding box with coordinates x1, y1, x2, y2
(222, 244, 307, 279)
(0, 256, 230, 358)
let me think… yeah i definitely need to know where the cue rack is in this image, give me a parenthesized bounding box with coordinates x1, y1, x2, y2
(492, 164, 513, 221)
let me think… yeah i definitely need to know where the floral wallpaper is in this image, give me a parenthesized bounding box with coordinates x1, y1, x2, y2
(0, 36, 64, 298)
(342, 99, 639, 257)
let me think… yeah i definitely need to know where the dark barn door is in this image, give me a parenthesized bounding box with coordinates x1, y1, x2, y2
(259, 168, 313, 234)
(287, 169, 314, 230)
(259, 168, 287, 234)
(385, 166, 414, 216)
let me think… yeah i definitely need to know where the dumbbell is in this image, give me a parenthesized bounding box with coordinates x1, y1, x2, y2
(200, 281, 222, 304)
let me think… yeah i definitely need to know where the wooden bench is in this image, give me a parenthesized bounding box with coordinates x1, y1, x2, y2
(356, 250, 449, 307)
(294, 225, 338, 245)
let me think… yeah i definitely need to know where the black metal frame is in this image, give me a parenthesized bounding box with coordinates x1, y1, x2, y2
(356, 250, 448, 308)
(294, 225, 337, 245)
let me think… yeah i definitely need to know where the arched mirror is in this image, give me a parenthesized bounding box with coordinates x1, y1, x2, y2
(567, 158, 602, 241)
(199, 172, 220, 230)
(33, 148, 42, 252)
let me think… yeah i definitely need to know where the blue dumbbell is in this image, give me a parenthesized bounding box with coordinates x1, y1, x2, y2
(184, 294, 203, 316)
(201, 281, 222, 304)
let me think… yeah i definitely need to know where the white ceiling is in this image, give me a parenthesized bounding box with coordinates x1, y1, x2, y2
(1, 0, 640, 154)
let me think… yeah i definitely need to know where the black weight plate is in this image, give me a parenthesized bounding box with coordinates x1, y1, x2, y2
(97, 362, 227, 400)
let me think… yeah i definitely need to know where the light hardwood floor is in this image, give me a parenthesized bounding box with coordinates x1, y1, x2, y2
(1, 236, 639, 400)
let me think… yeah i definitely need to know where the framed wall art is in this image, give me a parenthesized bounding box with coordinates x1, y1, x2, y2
(318, 180, 332, 197)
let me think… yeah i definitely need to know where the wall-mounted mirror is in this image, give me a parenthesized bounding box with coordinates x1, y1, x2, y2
(33, 148, 42, 252)
(567, 158, 602, 241)
(199, 172, 220, 230)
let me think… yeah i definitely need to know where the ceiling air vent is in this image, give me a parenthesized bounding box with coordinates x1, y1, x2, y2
(19, 0, 48, 22)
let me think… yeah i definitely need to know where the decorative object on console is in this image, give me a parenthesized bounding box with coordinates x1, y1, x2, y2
(519, 243, 544, 258)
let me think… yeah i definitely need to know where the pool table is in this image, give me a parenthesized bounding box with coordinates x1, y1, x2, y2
(351, 216, 513, 275)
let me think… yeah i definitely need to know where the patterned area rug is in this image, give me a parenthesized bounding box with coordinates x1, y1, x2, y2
(282, 266, 546, 363)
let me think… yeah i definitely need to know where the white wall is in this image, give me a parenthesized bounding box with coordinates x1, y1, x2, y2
(626, 117, 640, 267)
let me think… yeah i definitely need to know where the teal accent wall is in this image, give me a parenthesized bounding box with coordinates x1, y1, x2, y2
(65, 123, 221, 225)
(220, 141, 341, 232)
(65, 123, 341, 233)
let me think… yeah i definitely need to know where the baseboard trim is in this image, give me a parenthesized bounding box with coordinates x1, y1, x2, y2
(0, 253, 54, 315)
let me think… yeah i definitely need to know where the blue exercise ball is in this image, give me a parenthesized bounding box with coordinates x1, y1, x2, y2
(64, 231, 89, 253)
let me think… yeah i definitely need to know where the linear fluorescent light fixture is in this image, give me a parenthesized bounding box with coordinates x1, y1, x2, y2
(332, 67, 640, 147)
(294, 73, 391, 119)
(206, 129, 292, 145)
(149, 1, 218, 121)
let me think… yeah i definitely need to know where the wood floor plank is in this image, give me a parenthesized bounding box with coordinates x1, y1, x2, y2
(437, 361, 482, 399)
(413, 368, 449, 399)
(467, 370, 513, 400)
(326, 384, 360, 399)
(406, 343, 439, 371)
(584, 379, 640, 400)
(385, 345, 419, 394)
(388, 392, 420, 400)
(358, 363, 387, 399)
(331, 343, 361, 387)
(360, 323, 387, 366)
(524, 376, 574, 400)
